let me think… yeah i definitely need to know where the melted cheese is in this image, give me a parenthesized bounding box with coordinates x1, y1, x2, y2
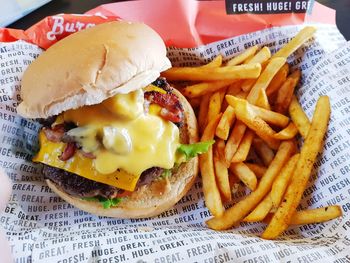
(34, 90, 180, 191)
(33, 131, 139, 191)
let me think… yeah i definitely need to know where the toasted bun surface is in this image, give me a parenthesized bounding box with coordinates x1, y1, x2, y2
(46, 89, 199, 218)
(17, 21, 171, 118)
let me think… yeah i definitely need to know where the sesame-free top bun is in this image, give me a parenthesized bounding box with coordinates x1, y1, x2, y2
(46, 88, 199, 218)
(17, 21, 171, 119)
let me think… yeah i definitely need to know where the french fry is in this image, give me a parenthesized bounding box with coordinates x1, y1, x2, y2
(245, 163, 267, 178)
(246, 57, 286, 104)
(247, 46, 272, 64)
(256, 89, 271, 110)
(227, 46, 259, 66)
(272, 26, 317, 59)
(214, 140, 232, 202)
(275, 70, 301, 114)
(226, 95, 280, 149)
(244, 192, 273, 222)
(253, 138, 275, 166)
(225, 120, 247, 164)
(183, 80, 234, 98)
(270, 154, 300, 210)
(200, 55, 223, 68)
(289, 206, 342, 225)
(231, 129, 255, 163)
(241, 47, 272, 92)
(262, 96, 330, 239)
(216, 106, 236, 140)
(199, 114, 224, 217)
(222, 81, 242, 110)
(264, 206, 342, 225)
(208, 90, 225, 122)
(273, 122, 298, 140)
(266, 63, 290, 96)
(215, 138, 226, 159)
(226, 95, 289, 127)
(198, 93, 211, 134)
(288, 95, 311, 139)
(243, 54, 255, 64)
(229, 162, 257, 191)
(206, 140, 295, 230)
(162, 63, 261, 81)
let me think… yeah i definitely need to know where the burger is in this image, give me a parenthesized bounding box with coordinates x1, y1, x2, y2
(17, 21, 211, 218)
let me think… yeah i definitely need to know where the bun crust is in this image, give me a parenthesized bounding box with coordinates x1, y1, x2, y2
(46, 89, 199, 218)
(17, 21, 171, 118)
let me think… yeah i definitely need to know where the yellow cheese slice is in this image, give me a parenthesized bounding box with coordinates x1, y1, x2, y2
(33, 131, 139, 191)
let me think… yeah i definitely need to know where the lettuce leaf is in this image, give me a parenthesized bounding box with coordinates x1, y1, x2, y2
(177, 140, 215, 161)
(160, 169, 171, 178)
(82, 196, 123, 209)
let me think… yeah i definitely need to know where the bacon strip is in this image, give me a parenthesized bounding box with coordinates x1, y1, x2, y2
(59, 142, 77, 161)
(144, 91, 184, 124)
(43, 125, 65, 142)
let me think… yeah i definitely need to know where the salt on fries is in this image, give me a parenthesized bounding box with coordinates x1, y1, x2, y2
(163, 26, 342, 239)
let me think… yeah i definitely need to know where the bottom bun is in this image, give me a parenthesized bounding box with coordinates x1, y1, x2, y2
(46, 88, 199, 218)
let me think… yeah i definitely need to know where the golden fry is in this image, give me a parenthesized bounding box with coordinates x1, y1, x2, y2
(247, 57, 286, 104)
(200, 114, 224, 217)
(226, 95, 289, 127)
(200, 55, 223, 68)
(245, 163, 267, 178)
(225, 120, 247, 164)
(262, 96, 330, 239)
(206, 140, 295, 230)
(264, 206, 342, 225)
(289, 95, 311, 139)
(214, 141, 232, 202)
(270, 154, 299, 210)
(244, 193, 273, 222)
(208, 90, 225, 123)
(216, 106, 236, 140)
(275, 70, 301, 114)
(198, 93, 211, 134)
(247, 46, 272, 64)
(162, 63, 261, 81)
(256, 89, 271, 110)
(266, 63, 290, 96)
(273, 122, 298, 140)
(183, 80, 234, 98)
(289, 206, 342, 225)
(272, 26, 316, 59)
(253, 138, 275, 167)
(222, 81, 242, 110)
(229, 162, 257, 191)
(231, 129, 255, 163)
(227, 46, 259, 66)
(226, 95, 280, 149)
(241, 47, 272, 92)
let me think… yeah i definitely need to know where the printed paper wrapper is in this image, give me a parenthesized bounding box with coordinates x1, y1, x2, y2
(0, 1, 349, 262)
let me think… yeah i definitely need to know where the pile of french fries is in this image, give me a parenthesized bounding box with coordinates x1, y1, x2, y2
(162, 27, 342, 239)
